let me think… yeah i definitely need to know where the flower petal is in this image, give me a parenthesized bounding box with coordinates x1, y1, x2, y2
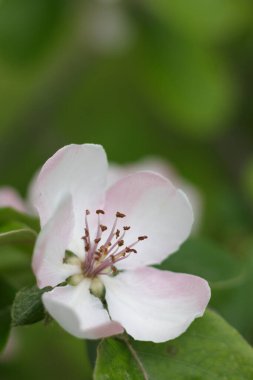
(43, 280, 124, 339)
(32, 195, 79, 288)
(103, 267, 210, 342)
(103, 171, 193, 269)
(0, 187, 27, 213)
(32, 144, 108, 227)
(108, 158, 202, 232)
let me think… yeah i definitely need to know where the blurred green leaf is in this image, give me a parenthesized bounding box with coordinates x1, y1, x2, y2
(145, 0, 251, 42)
(54, 58, 155, 162)
(0, 207, 40, 232)
(0, 227, 36, 247)
(137, 39, 235, 138)
(243, 156, 253, 202)
(0, 322, 92, 380)
(0, 246, 30, 274)
(157, 237, 245, 289)
(0, 0, 64, 64)
(11, 285, 51, 327)
(95, 310, 253, 380)
(0, 278, 15, 353)
(211, 252, 253, 342)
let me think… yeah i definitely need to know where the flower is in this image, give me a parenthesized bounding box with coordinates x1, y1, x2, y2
(0, 187, 27, 213)
(32, 144, 210, 343)
(108, 157, 202, 231)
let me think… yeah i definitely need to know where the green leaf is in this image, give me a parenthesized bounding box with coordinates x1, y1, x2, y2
(0, 207, 40, 232)
(0, 227, 37, 247)
(158, 237, 246, 289)
(0, 278, 15, 353)
(11, 285, 51, 327)
(94, 310, 253, 380)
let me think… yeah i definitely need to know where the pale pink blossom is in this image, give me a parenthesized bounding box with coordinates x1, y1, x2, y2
(0, 176, 38, 215)
(32, 144, 210, 342)
(0, 187, 27, 213)
(108, 157, 202, 231)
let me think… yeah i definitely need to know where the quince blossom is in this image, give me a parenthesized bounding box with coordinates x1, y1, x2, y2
(32, 144, 210, 343)
(0, 187, 27, 213)
(108, 157, 202, 231)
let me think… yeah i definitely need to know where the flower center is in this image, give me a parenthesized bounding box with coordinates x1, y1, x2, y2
(82, 209, 147, 277)
(64, 209, 148, 284)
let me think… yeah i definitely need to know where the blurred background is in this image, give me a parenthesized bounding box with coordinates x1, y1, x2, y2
(1, 0, 253, 379)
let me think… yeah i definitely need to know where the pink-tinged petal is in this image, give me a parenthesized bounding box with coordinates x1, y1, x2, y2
(43, 280, 124, 339)
(108, 158, 202, 232)
(32, 144, 108, 227)
(0, 187, 27, 213)
(107, 158, 175, 187)
(103, 267, 210, 343)
(32, 195, 79, 288)
(103, 172, 193, 269)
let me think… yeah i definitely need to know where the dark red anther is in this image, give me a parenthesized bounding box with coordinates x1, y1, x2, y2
(138, 235, 148, 241)
(123, 226, 130, 230)
(116, 211, 126, 218)
(118, 240, 124, 247)
(100, 224, 107, 232)
(96, 209, 105, 215)
(126, 247, 137, 253)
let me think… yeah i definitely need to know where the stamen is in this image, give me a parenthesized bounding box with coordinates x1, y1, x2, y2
(126, 247, 137, 253)
(84, 209, 93, 269)
(96, 209, 105, 215)
(138, 235, 148, 241)
(103, 212, 122, 247)
(116, 211, 126, 218)
(80, 209, 148, 278)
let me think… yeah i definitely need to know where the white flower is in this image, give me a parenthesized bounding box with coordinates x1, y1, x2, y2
(32, 144, 210, 343)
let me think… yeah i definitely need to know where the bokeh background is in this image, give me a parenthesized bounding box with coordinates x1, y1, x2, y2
(1, 1, 253, 379)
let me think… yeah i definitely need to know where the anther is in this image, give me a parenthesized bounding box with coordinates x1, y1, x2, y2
(96, 209, 105, 215)
(116, 229, 120, 238)
(100, 224, 107, 232)
(138, 235, 148, 241)
(118, 240, 124, 247)
(116, 211, 126, 218)
(123, 226, 130, 230)
(94, 238, 101, 244)
(86, 209, 90, 215)
(85, 244, 90, 252)
(126, 247, 137, 253)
